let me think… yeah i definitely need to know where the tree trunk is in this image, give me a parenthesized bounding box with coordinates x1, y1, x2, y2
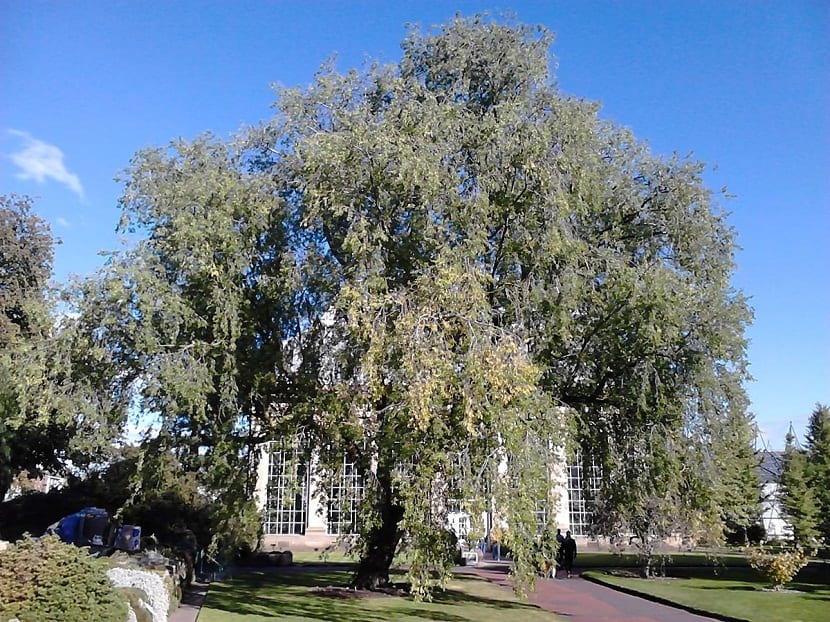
(0, 470, 12, 503)
(351, 477, 405, 590)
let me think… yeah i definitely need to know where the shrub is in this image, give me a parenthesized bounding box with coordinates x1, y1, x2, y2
(748, 546, 810, 590)
(0, 535, 128, 622)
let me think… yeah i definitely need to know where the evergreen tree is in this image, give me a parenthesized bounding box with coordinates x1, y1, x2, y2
(780, 431, 821, 544)
(804, 403, 830, 542)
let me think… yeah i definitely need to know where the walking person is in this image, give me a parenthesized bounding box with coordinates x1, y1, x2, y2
(561, 530, 577, 578)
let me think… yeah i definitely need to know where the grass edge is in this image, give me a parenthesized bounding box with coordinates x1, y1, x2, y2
(580, 570, 751, 622)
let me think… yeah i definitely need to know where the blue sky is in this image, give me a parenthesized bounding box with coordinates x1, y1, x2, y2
(1, 1, 827, 449)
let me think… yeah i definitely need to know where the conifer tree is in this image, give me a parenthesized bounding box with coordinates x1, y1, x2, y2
(804, 403, 830, 542)
(779, 431, 821, 544)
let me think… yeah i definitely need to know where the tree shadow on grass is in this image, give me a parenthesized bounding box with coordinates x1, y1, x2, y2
(690, 582, 830, 599)
(204, 571, 385, 622)
(202, 569, 544, 621)
(691, 584, 759, 592)
(430, 575, 541, 612)
(389, 608, 470, 622)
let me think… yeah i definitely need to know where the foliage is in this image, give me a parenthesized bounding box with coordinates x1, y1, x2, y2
(804, 403, 830, 543)
(119, 447, 218, 552)
(0, 447, 239, 557)
(63, 136, 287, 557)
(748, 546, 810, 590)
(0, 194, 53, 345)
(0, 534, 128, 622)
(779, 430, 822, 545)
(725, 521, 766, 546)
(779, 405, 830, 546)
(70, 13, 754, 596)
(0, 194, 58, 499)
(0, 194, 128, 500)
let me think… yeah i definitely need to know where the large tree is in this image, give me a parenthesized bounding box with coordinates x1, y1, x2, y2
(0, 195, 127, 500)
(264, 15, 754, 584)
(79, 15, 755, 594)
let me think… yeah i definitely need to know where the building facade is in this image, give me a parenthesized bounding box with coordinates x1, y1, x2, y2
(254, 443, 788, 551)
(254, 441, 600, 551)
(757, 450, 792, 540)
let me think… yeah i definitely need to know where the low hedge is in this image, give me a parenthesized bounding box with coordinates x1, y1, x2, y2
(0, 535, 128, 622)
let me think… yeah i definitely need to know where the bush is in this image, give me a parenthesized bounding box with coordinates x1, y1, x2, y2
(0, 535, 128, 622)
(725, 521, 767, 546)
(747, 522, 767, 545)
(748, 546, 810, 590)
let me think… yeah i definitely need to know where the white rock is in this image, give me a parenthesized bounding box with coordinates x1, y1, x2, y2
(108, 567, 170, 622)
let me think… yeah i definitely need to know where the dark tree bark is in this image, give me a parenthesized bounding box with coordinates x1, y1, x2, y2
(351, 469, 405, 590)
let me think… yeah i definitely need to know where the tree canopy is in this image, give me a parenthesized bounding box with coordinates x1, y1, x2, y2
(63, 14, 756, 594)
(0, 195, 128, 500)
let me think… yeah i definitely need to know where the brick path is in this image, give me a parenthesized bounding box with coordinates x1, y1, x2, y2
(462, 562, 721, 622)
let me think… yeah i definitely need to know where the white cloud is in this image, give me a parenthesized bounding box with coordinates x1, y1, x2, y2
(8, 129, 84, 198)
(56, 217, 70, 228)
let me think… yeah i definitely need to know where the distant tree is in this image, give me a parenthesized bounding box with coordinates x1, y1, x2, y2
(80, 14, 754, 595)
(714, 403, 762, 545)
(804, 403, 830, 542)
(779, 431, 821, 544)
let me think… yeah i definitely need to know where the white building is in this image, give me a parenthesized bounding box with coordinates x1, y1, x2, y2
(253, 440, 601, 552)
(757, 450, 792, 540)
(253, 440, 787, 551)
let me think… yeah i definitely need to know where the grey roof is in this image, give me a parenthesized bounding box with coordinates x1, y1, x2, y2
(757, 450, 784, 484)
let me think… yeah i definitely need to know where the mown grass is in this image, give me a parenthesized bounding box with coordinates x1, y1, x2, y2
(198, 570, 562, 621)
(573, 548, 752, 569)
(290, 549, 357, 564)
(291, 547, 747, 569)
(583, 566, 830, 622)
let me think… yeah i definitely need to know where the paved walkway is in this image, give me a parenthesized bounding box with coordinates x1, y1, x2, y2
(167, 564, 723, 622)
(463, 562, 720, 622)
(168, 581, 207, 622)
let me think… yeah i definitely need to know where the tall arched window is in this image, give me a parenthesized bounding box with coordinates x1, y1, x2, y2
(264, 441, 309, 535)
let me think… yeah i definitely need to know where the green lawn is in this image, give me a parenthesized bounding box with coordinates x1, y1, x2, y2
(583, 567, 830, 622)
(289, 550, 358, 564)
(198, 570, 562, 621)
(574, 549, 751, 569)
(293, 547, 748, 569)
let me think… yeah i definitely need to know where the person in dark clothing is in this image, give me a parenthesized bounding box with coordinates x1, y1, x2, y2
(561, 530, 577, 578)
(554, 528, 565, 572)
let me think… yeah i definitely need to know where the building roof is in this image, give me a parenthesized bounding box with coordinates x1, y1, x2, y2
(757, 450, 784, 485)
